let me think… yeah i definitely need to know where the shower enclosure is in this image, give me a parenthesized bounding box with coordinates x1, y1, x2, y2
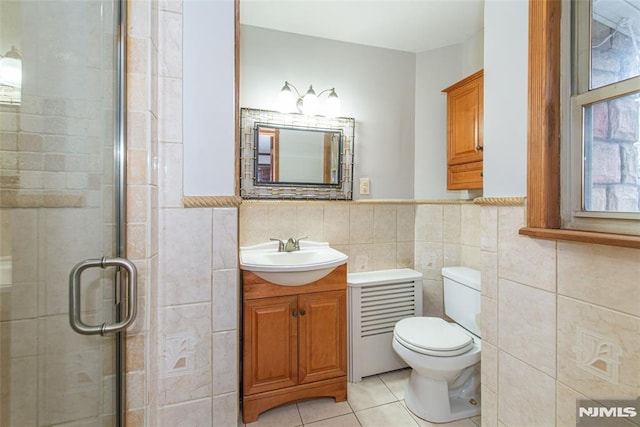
(0, 0, 134, 425)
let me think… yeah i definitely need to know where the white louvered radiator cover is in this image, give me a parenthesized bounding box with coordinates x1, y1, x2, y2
(347, 269, 423, 383)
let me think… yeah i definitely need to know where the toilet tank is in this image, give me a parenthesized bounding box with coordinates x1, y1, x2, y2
(442, 266, 481, 338)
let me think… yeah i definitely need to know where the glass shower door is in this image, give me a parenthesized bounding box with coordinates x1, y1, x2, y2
(0, 0, 131, 425)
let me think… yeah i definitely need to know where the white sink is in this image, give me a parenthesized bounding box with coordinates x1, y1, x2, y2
(240, 240, 348, 286)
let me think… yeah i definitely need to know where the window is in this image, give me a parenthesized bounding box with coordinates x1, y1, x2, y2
(563, 0, 640, 235)
(522, 0, 640, 248)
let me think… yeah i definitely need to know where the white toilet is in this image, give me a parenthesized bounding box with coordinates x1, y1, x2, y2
(392, 266, 481, 423)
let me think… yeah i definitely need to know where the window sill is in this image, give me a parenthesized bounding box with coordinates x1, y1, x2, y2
(519, 227, 640, 249)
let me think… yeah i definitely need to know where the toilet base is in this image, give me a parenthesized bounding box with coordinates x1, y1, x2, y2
(404, 365, 480, 423)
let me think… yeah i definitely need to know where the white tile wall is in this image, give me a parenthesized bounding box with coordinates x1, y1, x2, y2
(497, 207, 556, 292)
(239, 201, 480, 319)
(480, 203, 640, 426)
(497, 279, 556, 377)
(498, 351, 556, 427)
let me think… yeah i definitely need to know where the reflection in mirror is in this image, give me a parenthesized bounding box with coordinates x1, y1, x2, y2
(0, 46, 22, 106)
(255, 125, 342, 185)
(240, 108, 355, 200)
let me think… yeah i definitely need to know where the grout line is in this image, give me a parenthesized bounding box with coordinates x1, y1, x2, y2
(376, 373, 399, 401)
(344, 400, 364, 427)
(295, 401, 303, 425)
(352, 410, 364, 427)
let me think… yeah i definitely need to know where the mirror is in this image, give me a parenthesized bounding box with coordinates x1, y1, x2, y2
(255, 125, 341, 185)
(240, 108, 355, 200)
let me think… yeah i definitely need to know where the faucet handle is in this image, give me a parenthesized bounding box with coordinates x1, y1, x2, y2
(269, 237, 285, 252)
(293, 236, 308, 250)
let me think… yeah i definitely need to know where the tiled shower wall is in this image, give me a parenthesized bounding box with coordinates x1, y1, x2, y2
(124, 0, 159, 424)
(480, 204, 640, 426)
(126, 1, 240, 425)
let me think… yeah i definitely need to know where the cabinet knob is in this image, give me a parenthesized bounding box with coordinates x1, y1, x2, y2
(300, 310, 306, 316)
(292, 310, 298, 317)
(475, 145, 484, 152)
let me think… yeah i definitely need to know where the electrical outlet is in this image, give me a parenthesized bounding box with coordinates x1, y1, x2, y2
(359, 177, 370, 195)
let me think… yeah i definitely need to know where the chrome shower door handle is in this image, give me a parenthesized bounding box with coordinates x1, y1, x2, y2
(69, 257, 138, 335)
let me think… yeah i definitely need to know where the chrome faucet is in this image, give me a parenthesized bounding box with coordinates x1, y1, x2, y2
(271, 236, 307, 252)
(284, 238, 297, 252)
(269, 238, 285, 252)
(291, 236, 308, 251)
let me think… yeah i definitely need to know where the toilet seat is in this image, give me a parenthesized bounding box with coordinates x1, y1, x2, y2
(394, 317, 474, 356)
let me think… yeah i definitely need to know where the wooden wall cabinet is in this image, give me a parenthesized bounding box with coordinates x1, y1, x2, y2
(241, 265, 347, 423)
(442, 69, 484, 190)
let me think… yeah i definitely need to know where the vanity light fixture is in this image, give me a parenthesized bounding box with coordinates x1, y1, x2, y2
(278, 81, 341, 117)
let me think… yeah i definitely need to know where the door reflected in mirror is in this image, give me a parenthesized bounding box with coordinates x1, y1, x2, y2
(256, 125, 342, 185)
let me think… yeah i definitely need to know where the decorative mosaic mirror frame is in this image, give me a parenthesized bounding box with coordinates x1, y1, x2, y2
(240, 108, 355, 200)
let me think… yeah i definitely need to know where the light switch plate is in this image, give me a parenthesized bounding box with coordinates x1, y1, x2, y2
(359, 178, 370, 195)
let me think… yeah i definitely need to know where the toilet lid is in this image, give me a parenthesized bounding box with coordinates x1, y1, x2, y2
(394, 317, 474, 356)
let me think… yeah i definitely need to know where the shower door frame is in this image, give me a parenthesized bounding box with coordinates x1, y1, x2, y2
(115, 0, 129, 424)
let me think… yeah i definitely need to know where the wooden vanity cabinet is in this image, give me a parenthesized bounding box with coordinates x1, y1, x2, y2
(241, 265, 347, 423)
(297, 291, 347, 384)
(442, 69, 484, 190)
(243, 295, 299, 395)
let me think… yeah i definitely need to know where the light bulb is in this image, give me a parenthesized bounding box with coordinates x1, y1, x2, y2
(278, 83, 296, 113)
(302, 85, 318, 115)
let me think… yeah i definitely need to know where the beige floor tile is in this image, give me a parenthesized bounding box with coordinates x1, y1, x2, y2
(305, 413, 361, 427)
(297, 397, 352, 424)
(378, 368, 411, 400)
(347, 375, 398, 412)
(244, 402, 302, 427)
(240, 376, 478, 426)
(401, 400, 477, 427)
(355, 401, 418, 427)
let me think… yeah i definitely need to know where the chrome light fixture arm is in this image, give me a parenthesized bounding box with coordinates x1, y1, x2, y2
(278, 81, 341, 116)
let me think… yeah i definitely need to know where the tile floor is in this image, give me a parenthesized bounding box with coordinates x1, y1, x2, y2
(239, 369, 481, 427)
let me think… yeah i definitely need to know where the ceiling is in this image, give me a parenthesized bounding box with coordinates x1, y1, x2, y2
(239, 0, 485, 53)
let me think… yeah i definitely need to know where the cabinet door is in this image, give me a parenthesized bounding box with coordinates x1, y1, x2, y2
(243, 296, 298, 395)
(447, 75, 483, 166)
(298, 291, 347, 384)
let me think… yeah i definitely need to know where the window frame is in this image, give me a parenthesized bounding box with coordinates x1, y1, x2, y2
(519, 0, 640, 249)
(563, 0, 640, 235)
